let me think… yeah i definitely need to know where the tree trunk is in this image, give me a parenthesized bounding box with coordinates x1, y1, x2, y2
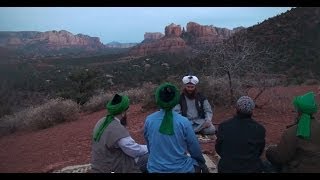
(227, 71, 234, 104)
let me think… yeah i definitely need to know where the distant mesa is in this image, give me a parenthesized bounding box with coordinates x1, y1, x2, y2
(0, 30, 104, 48)
(0, 30, 113, 59)
(105, 41, 138, 48)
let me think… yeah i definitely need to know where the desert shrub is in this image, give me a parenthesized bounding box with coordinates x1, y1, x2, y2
(303, 79, 320, 85)
(122, 82, 157, 104)
(198, 76, 246, 107)
(82, 90, 114, 112)
(57, 68, 102, 105)
(0, 98, 80, 136)
(83, 82, 159, 113)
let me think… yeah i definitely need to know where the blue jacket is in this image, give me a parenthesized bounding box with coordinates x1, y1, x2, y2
(144, 109, 205, 173)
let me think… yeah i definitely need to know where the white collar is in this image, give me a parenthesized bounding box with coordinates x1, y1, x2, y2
(114, 116, 121, 123)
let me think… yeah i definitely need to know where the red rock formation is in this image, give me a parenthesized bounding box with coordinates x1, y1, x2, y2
(144, 32, 164, 40)
(165, 23, 182, 37)
(130, 23, 186, 55)
(7, 37, 23, 45)
(130, 37, 186, 56)
(130, 22, 245, 56)
(33, 30, 104, 48)
(187, 22, 218, 37)
(186, 22, 244, 46)
(0, 30, 104, 49)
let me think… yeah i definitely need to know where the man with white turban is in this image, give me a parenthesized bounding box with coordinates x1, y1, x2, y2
(173, 75, 216, 136)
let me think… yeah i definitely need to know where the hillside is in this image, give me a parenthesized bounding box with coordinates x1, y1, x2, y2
(231, 7, 320, 80)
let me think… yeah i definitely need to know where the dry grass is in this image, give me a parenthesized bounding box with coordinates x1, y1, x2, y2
(121, 82, 157, 104)
(82, 91, 114, 112)
(0, 98, 80, 136)
(82, 83, 158, 113)
(198, 76, 246, 107)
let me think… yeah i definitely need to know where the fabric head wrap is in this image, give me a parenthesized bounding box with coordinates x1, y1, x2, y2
(182, 75, 199, 85)
(155, 83, 180, 135)
(236, 96, 255, 114)
(93, 94, 129, 142)
(293, 92, 318, 139)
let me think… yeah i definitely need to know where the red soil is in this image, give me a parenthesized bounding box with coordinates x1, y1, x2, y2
(0, 85, 319, 172)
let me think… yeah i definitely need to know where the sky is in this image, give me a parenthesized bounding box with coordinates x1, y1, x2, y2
(0, 7, 292, 44)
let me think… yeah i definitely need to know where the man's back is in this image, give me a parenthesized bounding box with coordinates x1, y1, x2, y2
(267, 119, 320, 173)
(91, 118, 140, 173)
(215, 115, 266, 173)
(144, 110, 204, 173)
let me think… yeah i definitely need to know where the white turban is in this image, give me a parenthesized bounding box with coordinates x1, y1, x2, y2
(182, 75, 199, 85)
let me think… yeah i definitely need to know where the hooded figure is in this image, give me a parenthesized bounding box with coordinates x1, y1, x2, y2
(266, 92, 320, 173)
(91, 94, 148, 173)
(144, 82, 208, 173)
(173, 75, 216, 136)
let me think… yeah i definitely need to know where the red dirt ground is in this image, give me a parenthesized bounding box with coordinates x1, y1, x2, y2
(0, 85, 319, 172)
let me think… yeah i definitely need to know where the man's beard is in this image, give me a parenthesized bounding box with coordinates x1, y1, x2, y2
(183, 88, 197, 99)
(120, 114, 127, 126)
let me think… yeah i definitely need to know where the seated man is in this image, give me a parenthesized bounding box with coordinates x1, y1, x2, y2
(215, 96, 266, 173)
(144, 83, 209, 173)
(91, 94, 148, 173)
(173, 75, 216, 136)
(266, 92, 320, 173)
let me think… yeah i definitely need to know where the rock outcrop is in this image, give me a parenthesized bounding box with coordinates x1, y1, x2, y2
(130, 37, 187, 56)
(165, 23, 182, 37)
(144, 32, 164, 41)
(0, 30, 105, 50)
(186, 22, 218, 37)
(130, 21, 245, 56)
(130, 23, 187, 55)
(0, 30, 106, 58)
(185, 22, 245, 46)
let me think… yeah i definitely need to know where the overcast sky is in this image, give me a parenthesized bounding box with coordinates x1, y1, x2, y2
(0, 7, 292, 44)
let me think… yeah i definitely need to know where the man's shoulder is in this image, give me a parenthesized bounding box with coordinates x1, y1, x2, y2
(173, 111, 189, 119)
(251, 118, 266, 131)
(94, 117, 106, 129)
(146, 110, 162, 119)
(219, 117, 236, 127)
(173, 112, 191, 124)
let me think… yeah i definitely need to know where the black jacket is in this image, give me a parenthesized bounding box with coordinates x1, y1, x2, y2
(215, 113, 266, 173)
(179, 92, 206, 119)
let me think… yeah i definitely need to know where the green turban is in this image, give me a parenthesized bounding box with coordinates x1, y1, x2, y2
(93, 94, 129, 142)
(293, 92, 318, 139)
(155, 83, 180, 135)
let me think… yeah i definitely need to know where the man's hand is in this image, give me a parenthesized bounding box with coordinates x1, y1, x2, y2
(202, 120, 211, 128)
